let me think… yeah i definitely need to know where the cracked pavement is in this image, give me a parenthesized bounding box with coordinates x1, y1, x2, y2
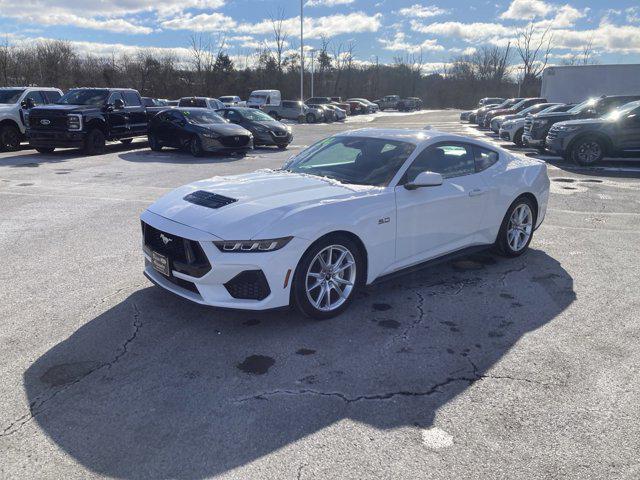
(1, 110, 640, 479)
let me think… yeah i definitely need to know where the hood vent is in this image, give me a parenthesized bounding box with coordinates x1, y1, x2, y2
(183, 190, 237, 209)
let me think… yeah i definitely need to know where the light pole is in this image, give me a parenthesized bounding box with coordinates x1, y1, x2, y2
(300, 0, 304, 117)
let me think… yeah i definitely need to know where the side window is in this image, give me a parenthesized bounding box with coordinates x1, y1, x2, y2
(226, 110, 241, 121)
(169, 111, 185, 124)
(405, 143, 476, 182)
(123, 91, 141, 106)
(42, 91, 61, 103)
(24, 91, 45, 106)
(474, 146, 499, 172)
(108, 92, 124, 104)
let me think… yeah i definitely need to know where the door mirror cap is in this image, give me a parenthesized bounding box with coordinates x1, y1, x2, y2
(114, 98, 125, 110)
(404, 171, 443, 190)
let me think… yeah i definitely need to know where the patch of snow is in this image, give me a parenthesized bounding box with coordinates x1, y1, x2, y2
(421, 427, 454, 450)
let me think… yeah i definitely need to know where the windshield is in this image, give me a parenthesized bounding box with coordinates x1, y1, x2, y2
(249, 94, 267, 100)
(283, 136, 415, 187)
(239, 109, 274, 121)
(521, 103, 552, 115)
(568, 98, 596, 114)
(184, 110, 225, 125)
(603, 101, 640, 121)
(0, 89, 25, 104)
(58, 89, 109, 106)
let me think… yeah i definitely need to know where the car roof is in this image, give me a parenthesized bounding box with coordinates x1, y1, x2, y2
(0, 86, 60, 90)
(338, 128, 500, 149)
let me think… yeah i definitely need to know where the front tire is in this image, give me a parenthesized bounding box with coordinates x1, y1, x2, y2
(148, 133, 162, 151)
(120, 138, 133, 145)
(513, 129, 524, 147)
(570, 136, 605, 166)
(189, 135, 203, 157)
(277, 144, 288, 150)
(36, 147, 55, 154)
(83, 129, 106, 155)
(292, 234, 364, 319)
(494, 197, 537, 257)
(0, 124, 21, 151)
(305, 113, 316, 124)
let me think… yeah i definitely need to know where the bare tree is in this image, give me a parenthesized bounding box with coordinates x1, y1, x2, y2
(515, 23, 554, 95)
(561, 38, 598, 65)
(268, 7, 288, 73)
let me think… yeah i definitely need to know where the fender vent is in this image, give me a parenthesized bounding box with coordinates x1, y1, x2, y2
(184, 190, 237, 209)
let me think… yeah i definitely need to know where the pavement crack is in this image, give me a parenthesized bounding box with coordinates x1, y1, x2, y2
(499, 263, 527, 286)
(0, 302, 143, 438)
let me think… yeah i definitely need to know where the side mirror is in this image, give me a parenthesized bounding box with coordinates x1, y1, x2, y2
(114, 98, 125, 110)
(404, 171, 443, 190)
(21, 98, 35, 109)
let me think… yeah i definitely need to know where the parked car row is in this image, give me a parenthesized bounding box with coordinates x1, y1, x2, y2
(461, 94, 640, 165)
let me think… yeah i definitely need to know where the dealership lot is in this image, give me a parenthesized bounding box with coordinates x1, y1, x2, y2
(1, 110, 639, 479)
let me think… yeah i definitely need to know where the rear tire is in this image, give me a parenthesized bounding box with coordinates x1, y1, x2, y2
(493, 196, 537, 257)
(305, 113, 316, 124)
(292, 234, 364, 319)
(570, 136, 605, 166)
(36, 147, 55, 154)
(83, 129, 106, 155)
(513, 129, 523, 147)
(0, 124, 21, 151)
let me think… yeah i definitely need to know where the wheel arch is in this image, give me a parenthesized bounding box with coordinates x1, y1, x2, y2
(514, 192, 539, 221)
(86, 117, 108, 135)
(566, 131, 613, 156)
(0, 118, 22, 130)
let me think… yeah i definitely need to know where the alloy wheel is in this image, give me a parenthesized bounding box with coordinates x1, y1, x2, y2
(576, 141, 602, 164)
(305, 245, 356, 312)
(507, 204, 533, 252)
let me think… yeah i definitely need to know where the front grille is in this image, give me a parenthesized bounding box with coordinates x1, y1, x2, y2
(142, 221, 211, 278)
(500, 131, 510, 140)
(271, 130, 288, 137)
(224, 270, 271, 300)
(546, 129, 559, 141)
(219, 135, 250, 147)
(184, 190, 237, 209)
(29, 111, 68, 131)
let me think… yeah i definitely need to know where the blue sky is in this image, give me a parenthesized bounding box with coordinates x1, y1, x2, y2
(1, 0, 639, 70)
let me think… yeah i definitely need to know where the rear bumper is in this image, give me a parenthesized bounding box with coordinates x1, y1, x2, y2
(27, 130, 85, 148)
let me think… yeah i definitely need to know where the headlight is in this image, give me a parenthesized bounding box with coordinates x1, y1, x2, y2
(67, 114, 82, 131)
(285, 125, 292, 132)
(213, 237, 293, 252)
(502, 121, 514, 128)
(554, 125, 580, 132)
(254, 125, 269, 133)
(201, 131, 220, 139)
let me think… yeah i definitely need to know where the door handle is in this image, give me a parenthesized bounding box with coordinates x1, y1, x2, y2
(469, 188, 486, 197)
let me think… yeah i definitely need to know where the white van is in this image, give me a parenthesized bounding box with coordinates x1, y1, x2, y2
(247, 89, 281, 108)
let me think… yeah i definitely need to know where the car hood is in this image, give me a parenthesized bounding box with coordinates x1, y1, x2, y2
(554, 118, 605, 128)
(30, 104, 99, 114)
(147, 170, 380, 239)
(196, 123, 250, 136)
(533, 111, 577, 121)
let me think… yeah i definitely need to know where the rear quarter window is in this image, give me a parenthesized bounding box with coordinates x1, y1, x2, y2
(474, 146, 499, 172)
(43, 91, 61, 103)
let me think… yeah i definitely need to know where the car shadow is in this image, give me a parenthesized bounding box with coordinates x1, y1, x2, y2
(1, 141, 148, 168)
(23, 249, 574, 479)
(118, 148, 250, 164)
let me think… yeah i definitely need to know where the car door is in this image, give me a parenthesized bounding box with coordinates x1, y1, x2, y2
(394, 142, 489, 264)
(617, 107, 640, 152)
(106, 92, 127, 138)
(122, 91, 147, 135)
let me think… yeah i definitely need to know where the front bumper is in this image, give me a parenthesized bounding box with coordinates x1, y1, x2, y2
(545, 135, 567, 154)
(201, 136, 254, 153)
(253, 131, 292, 146)
(140, 211, 310, 310)
(27, 130, 85, 149)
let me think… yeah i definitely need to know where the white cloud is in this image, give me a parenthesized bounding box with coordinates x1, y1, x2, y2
(162, 11, 382, 40)
(500, 0, 553, 20)
(411, 20, 513, 42)
(305, 0, 354, 7)
(398, 4, 449, 19)
(626, 7, 640, 23)
(378, 32, 443, 53)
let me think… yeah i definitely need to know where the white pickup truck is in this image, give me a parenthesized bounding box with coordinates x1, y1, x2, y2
(0, 87, 63, 150)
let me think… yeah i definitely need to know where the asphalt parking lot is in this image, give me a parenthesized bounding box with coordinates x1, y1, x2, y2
(1, 110, 639, 479)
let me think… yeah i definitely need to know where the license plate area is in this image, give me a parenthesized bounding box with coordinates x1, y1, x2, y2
(151, 251, 170, 276)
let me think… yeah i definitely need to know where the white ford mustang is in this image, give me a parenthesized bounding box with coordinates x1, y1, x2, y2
(141, 128, 549, 318)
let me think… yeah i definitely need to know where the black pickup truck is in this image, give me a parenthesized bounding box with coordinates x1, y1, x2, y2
(27, 88, 148, 154)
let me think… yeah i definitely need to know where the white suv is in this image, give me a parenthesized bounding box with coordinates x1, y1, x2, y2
(0, 87, 63, 150)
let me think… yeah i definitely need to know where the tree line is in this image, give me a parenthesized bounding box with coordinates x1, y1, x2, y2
(0, 24, 591, 109)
